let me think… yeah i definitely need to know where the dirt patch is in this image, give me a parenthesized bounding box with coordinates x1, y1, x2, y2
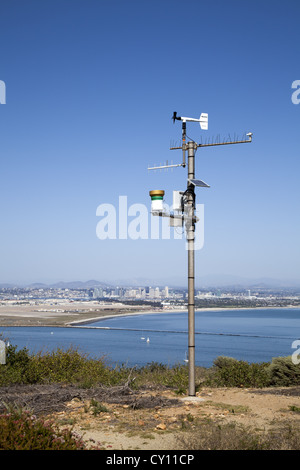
(1, 384, 300, 450)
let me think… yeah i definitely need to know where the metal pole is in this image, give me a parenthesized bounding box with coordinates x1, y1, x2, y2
(187, 141, 196, 396)
(168, 115, 252, 396)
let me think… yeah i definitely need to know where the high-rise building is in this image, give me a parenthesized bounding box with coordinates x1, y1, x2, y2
(93, 287, 103, 298)
(149, 287, 155, 299)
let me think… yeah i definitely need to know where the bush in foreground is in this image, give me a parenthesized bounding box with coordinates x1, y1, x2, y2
(0, 406, 90, 450)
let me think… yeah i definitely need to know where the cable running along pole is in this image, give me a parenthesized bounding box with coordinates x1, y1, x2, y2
(187, 141, 196, 396)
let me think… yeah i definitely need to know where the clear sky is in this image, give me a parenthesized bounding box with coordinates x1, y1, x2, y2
(0, 0, 299, 287)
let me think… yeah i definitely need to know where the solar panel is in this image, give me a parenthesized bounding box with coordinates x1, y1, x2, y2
(189, 179, 210, 188)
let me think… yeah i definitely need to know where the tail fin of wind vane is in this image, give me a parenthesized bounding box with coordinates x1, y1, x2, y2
(199, 113, 208, 130)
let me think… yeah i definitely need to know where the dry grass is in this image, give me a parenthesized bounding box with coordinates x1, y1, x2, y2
(175, 419, 300, 450)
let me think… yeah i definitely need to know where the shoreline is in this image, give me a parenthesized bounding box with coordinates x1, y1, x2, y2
(0, 304, 299, 329)
(68, 305, 300, 326)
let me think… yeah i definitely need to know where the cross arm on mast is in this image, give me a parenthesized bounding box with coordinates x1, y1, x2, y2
(170, 132, 253, 150)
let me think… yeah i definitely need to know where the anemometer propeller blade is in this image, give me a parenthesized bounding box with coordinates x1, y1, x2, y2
(172, 111, 180, 123)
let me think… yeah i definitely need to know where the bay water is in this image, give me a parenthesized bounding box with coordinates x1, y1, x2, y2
(1, 308, 300, 368)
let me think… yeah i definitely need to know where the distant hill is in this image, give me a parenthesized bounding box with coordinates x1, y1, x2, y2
(0, 280, 111, 289)
(49, 280, 111, 289)
(27, 283, 48, 288)
(1, 275, 299, 290)
(0, 283, 19, 288)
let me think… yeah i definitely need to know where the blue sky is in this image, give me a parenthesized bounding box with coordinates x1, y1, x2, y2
(0, 0, 299, 287)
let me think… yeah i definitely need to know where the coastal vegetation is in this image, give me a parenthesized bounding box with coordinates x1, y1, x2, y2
(2, 342, 300, 389)
(1, 342, 300, 450)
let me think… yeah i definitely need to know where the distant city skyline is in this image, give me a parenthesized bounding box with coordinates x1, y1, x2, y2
(2, 282, 300, 312)
(1, 1, 299, 287)
(1, 273, 300, 290)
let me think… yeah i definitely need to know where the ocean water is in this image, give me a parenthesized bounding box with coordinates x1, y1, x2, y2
(1, 308, 300, 368)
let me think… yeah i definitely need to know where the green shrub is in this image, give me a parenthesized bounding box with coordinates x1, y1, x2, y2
(26, 348, 94, 384)
(0, 344, 129, 387)
(5, 341, 300, 392)
(206, 356, 270, 388)
(0, 344, 32, 385)
(213, 356, 240, 369)
(6, 343, 31, 368)
(89, 399, 110, 416)
(266, 356, 300, 386)
(136, 362, 189, 390)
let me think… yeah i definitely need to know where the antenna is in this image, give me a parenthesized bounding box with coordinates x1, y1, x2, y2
(148, 111, 253, 397)
(148, 162, 183, 170)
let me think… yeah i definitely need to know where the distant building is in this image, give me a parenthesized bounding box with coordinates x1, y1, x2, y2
(149, 287, 155, 299)
(93, 287, 103, 298)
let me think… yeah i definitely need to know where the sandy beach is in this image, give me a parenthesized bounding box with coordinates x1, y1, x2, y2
(0, 301, 174, 327)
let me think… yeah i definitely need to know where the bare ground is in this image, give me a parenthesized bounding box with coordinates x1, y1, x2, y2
(1, 383, 300, 450)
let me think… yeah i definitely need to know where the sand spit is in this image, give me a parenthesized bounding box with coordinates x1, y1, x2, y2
(0, 300, 298, 328)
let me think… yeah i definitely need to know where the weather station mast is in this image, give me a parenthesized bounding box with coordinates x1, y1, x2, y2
(148, 112, 253, 396)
